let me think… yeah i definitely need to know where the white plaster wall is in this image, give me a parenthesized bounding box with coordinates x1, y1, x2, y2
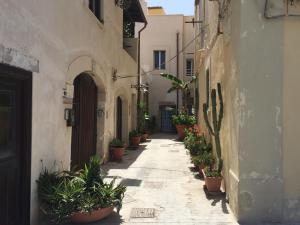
(0, 0, 139, 224)
(140, 13, 195, 129)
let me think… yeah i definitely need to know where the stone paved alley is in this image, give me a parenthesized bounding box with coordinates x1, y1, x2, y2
(99, 133, 237, 225)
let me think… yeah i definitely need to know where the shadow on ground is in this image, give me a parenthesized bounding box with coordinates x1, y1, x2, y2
(203, 185, 229, 214)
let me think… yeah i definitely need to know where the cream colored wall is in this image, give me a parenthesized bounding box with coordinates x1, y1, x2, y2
(0, 0, 139, 224)
(140, 14, 184, 126)
(283, 17, 300, 221)
(195, 0, 300, 223)
(195, 0, 240, 218)
(140, 13, 195, 129)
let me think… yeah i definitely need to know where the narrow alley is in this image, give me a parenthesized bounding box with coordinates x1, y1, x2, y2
(99, 134, 237, 225)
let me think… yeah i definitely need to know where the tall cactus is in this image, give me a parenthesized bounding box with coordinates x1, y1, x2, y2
(203, 83, 223, 173)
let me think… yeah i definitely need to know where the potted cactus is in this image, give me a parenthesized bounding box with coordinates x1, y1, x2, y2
(202, 83, 224, 192)
(110, 138, 125, 161)
(129, 130, 141, 147)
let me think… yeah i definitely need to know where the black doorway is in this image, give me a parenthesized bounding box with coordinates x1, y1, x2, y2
(0, 64, 32, 225)
(116, 97, 122, 140)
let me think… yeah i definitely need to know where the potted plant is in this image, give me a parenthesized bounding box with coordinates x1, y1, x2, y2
(192, 151, 214, 177)
(110, 138, 125, 161)
(36, 156, 126, 224)
(172, 112, 196, 140)
(129, 130, 141, 147)
(202, 83, 224, 192)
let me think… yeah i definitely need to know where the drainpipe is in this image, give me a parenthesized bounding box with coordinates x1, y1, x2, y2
(137, 21, 148, 131)
(176, 32, 180, 114)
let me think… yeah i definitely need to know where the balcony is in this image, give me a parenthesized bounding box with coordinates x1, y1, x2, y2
(121, 0, 147, 61)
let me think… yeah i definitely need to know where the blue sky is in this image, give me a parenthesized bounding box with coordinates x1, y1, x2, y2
(146, 0, 194, 15)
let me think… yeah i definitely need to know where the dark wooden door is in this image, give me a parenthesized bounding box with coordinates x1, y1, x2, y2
(71, 74, 97, 169)
(0, 64, 32, 225)
(116, 97, 122, 140)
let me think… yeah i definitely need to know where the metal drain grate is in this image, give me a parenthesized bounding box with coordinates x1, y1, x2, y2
(130, 208, 156, 218)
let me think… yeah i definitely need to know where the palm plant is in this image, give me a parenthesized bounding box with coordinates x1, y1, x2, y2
(160, 73, 196, 111)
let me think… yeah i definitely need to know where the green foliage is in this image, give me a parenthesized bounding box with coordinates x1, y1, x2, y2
(184, 131, 212, 156)
(160, 73, 196, 110)
(204, 167, 222, 178)
(110, 138, 125, 148)
(37, 155, 126, 224)
(191, 151, 214, 167)
(172, 112, 196, 126)
(148, 116, 156, 133)
(203, 82, 224, 173)
(129, 130, 141, 138)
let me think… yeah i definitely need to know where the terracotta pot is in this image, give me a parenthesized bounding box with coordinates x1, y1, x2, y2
(176, 124, 187, 140)
(71, 206, 114, 223)
(141, 133, 148, 142)
(111, 147, 125, 160)
(203, 170, 222, 192)
(131, 136, 141, 147)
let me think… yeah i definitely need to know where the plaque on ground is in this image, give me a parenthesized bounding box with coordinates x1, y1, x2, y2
(130, 208, 156, 218)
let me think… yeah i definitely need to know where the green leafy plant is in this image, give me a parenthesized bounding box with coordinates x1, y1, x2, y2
(160, 73, 196, 110)
(172, 112, 196, 126)
(184, 131, 212, 156)
(203, 167, 221, 178)
(129, 130, 141, 138)
(110, 138, 125, 148)
(191, 151, 214, 167)
(37, 156, 126, 224)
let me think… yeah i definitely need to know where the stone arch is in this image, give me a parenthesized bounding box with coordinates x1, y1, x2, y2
(66, 54, 107, 159)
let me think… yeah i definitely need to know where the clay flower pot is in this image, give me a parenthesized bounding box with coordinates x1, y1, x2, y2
(71, 206, 114, 223)
(202, 169, 222, 192)
(176, 124, 187, 140)
(111, 147, 125, 161)
(131, 136, 141, 147)
(141, 133, 148, 142)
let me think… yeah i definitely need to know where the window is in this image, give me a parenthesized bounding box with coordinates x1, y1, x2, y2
(89, 0, 103, 22)
(154, 51, 166, 70)
(186, 59, 194, 76)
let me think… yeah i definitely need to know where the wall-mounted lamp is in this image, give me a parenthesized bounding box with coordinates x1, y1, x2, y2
(97, 107, 105, 118)
(64, 108, 75, 127)
(112, 68, 118, 82)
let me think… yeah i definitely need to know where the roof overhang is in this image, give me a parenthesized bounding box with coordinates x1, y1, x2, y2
(124, 0, 147, 23)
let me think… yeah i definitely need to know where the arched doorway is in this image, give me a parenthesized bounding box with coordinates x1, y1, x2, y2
(71, 73, 97, 169)
(116, 97, 122, 140)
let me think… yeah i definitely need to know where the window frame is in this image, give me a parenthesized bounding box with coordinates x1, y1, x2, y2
(186, 58, 194, 76)
(153, 50, 166, 70)
(89, 0, 104, 23)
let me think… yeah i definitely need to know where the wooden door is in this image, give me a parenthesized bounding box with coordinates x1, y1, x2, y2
(0, 64, 32, 225)
(116, 97, 122, 140)
(71, 74, 97, 169)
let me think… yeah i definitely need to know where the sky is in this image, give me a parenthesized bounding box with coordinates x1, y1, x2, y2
(146, 0, 194, 15)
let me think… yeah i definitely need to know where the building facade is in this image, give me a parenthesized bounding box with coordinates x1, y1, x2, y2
(194, 0, 300, 223)
(0, 0, 146, 224)
(140, 6, 195, 132)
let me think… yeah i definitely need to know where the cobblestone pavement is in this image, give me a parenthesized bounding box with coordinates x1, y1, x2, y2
(98, 133, 238, 225)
